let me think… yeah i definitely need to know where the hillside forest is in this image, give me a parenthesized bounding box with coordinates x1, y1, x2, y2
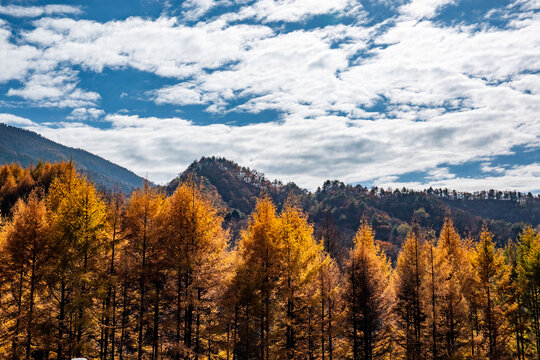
(0, 162, 539, 360)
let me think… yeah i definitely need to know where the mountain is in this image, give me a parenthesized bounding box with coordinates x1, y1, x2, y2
(167, 157, 540, 260)
(0, 123, 144, 192)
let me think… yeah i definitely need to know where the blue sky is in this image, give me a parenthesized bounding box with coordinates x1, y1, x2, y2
(0, 0, 539, 191)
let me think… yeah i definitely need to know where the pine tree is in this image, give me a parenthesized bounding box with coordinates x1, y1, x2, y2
(317, 253, 343, 360)
(230, 196, 281, 359)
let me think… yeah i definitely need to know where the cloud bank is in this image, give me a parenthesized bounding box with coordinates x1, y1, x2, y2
(0, 0, 538, 191)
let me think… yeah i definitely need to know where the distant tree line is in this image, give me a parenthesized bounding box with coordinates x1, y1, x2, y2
(0, 162, 539, 359)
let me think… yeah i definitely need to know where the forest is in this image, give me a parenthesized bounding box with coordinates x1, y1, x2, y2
(0, 161, 539, 360)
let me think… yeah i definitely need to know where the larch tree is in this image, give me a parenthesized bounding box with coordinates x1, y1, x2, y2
(46, 164, 107, 359)
(122, 182, 165, 360)
(393, 221, 427, 360)
(100, 191, 125, 360)
(277, 201, 323, 359)
(0, 191, 49, 360)
(229, 196, 281, 359)
(161, 181, 229, 359)
(517, 227, 540, 359)
(317, 251, 343, 360)
(471, 225, 511, 360)
(434, 216, 471, 359)
(345, 219, 393, 360)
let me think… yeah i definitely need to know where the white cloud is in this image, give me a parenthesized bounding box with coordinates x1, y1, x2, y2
(0, 4, 82, 18)
(181, 0, 234, 19)
(0, 113, 37, 127)
(0, 2, 539, 191)
(7, 69, 100, 108)
(231, 0, 359, 23)
(22, 17, 272, 78)
(377, 163, 540, 193)
(67, 107, 105, 120)
(398, 0, 457, 20)
(0, 21, 42, 83)
(17, 108, 538, 192)
(481, 162, 506, 174)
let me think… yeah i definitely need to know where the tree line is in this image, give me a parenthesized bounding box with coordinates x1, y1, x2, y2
(0, 163, 539, 360)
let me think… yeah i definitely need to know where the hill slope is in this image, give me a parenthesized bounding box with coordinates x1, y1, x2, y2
(0, 124, 144, 192)
(167, 157, 540, 259)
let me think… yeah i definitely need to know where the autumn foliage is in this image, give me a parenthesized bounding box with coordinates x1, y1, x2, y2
(0, 163, 539, 360)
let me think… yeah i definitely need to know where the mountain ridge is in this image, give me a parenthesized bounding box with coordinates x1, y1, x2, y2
(0, 123, 145, 192)
(166, 156, 540, 259)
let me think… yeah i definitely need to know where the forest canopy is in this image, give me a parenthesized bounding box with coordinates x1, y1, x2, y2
(0, 162, 539, 360)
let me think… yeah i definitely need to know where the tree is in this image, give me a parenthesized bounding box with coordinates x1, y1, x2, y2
(230, 196, 282, 359)
(277, 201, 323, 359)
(345, 219, 393, 360)
(122, 182, 165, 360)
(517, 227, 540, 359)
(46, 164, 108, 359)
(0, 191, 49, 360)
(317, 253, 343, 360)
(393, 221, 426, 360)
(161, 181, 229, 359)
(471, 225, 511, 360)
(433, 216, 471, 359)
(100, 191, 125, 360)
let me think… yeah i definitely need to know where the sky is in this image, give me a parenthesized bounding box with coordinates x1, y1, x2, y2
(0, 0, 539, 192)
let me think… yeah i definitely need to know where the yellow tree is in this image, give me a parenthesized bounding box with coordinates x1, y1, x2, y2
(393, 221, 427, 360)
(47, 164, 107, 359)
(433, 216, 471, 359)
(229, 196, 281, 359)
(161, 182, 228, 359)
(122, 182, 165, 360)
(471, 225, 511, 360)
(517, 227, 540, 359)
(345, 219, 393, 360)
(100, 191, 125, 360)
(0, 191, 49, 360)
(277, 201, 323, 359)
(317, 252, 343, 360)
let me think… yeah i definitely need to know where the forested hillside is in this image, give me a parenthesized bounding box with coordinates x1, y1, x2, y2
(0, 162, 538, 360)
(0, 124, 144, 192)
(167, 157, 540, 259)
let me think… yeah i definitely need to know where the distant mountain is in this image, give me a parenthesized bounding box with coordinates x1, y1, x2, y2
(0, 123, 144, 192)
(167, 157, 540, 260)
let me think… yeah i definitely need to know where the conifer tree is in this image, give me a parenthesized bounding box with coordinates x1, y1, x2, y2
(231, 196, 281, 359)
(0, 191, 49, 360)
(471, 225, 511, 360)
(317, 252, 342, 360)
(434, 216, 471, 359)
(161, 181, 228, 358)
(122, 182, 165, 360)
(517, 227, 540, 359)
(345, 219, 393, 360)
(277, 201, 323, 359)
(393, 221, 427, 360)
(46, 164, 107, 359)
